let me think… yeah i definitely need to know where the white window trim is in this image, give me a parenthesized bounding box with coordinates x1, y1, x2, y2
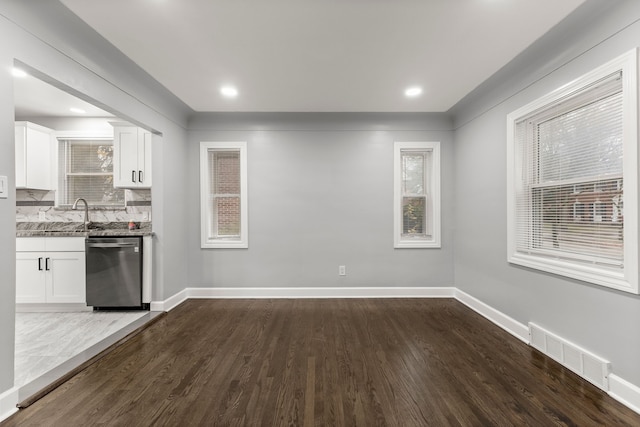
(54, 133, 122, 208)
(506, 49, 638, 294)
(394, 141, 441, 249)
(200, 141, 248, 249)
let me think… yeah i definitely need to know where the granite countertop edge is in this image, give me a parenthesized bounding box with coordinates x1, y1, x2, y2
(17, 230, 154, 237)
(16, 222, 154, 237)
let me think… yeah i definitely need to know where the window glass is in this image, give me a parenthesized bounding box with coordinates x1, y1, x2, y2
(57, 139, 124, 206)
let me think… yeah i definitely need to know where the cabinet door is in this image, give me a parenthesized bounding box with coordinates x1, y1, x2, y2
(113, 126, 140, 187)
(15, 124, 27, 188)
(15, 123, 53, 190)
(137, 129, 152, 188)
(25, 126, 53, 190)
(46, 251, 86, 303)
(16, 252, 47, 303)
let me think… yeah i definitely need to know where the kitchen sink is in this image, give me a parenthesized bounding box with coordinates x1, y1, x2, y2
(85, 222, 105, 231)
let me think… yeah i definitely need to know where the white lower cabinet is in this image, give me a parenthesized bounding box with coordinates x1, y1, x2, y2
(16, 237, 86, 304)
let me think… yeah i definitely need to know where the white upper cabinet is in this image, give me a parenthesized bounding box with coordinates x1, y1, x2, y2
(112, 124, 152, 188)
(15, 121, 55, 190)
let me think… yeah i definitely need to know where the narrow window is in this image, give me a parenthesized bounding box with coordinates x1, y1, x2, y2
(394, 141, 441, 248)
(200, 142, 248, 248)
(507, 49, 638, 293)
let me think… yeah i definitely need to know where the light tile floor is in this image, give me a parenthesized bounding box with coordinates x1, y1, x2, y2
(14, 311, 148, 389)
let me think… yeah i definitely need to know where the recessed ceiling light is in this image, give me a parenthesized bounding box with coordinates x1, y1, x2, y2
(220, 86, 238, 98)
(404, 86, 423, 98)
(69, 107, 86, 114)
(12, 68, 27, 78)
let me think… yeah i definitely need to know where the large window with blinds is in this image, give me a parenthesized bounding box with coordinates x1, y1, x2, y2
(394, 141, 441, 248)
(57, 139, 124, 207)
(199, 141, 248, 248)
(507, 50, 638, 293)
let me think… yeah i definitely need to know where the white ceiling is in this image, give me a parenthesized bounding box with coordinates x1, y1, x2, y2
(49, 0, 586, 113)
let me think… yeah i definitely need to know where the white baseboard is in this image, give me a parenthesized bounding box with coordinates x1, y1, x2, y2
(150, 288, 188, 312)
(0, 387, 18, 423)
(454, 289, 530, 343)
(150, 286, 454, 311)
(609, 374, 640, 415)
(186, 286, 456, 299)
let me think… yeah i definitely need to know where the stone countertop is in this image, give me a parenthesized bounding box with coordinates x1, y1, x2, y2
(16, 222, 153, 237)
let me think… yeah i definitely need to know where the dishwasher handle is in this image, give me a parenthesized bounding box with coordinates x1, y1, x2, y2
(87, 242, 137, 248)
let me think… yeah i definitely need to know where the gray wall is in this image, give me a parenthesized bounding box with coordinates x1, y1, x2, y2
(452, 0, 640, 385)
(0, 1, 191, 394)
(187, 113, 455, 288)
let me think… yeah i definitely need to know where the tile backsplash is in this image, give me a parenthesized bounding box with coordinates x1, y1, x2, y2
(16, 189, 151, 223)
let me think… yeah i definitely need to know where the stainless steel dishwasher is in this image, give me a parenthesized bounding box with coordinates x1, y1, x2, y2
(85, 237, 143, 309)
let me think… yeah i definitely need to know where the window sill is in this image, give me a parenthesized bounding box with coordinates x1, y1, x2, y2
(508, 252, 637, 294)
(395, 240, 441, 249)
(201, 239, 248, 249)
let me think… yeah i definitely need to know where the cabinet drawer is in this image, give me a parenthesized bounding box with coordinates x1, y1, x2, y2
(17, 237, 85, 252)
(46, 237, 85, 252)
(16, 237, 46, 252)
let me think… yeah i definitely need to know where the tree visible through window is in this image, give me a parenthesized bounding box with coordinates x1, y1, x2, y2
(401, 152, 429, 236)
(57, 139, 124, 206)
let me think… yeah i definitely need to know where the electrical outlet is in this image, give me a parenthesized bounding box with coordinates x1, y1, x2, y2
(339, 265, 346, 276)
(142, 212, 149, 221)
(39, 211, 46, 221)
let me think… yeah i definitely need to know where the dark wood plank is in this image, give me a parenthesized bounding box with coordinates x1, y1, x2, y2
(3, 298, 640, 426)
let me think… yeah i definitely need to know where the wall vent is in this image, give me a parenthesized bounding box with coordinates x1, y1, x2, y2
(529, 323, 610, 390)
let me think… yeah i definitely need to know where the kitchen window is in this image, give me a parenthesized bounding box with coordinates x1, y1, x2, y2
(200, 141, 248, 248)
(393, 141, 441, 248)
(57, 138, 124, 207)
(506, 49, 638, 293)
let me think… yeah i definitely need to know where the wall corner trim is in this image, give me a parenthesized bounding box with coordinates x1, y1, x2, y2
(0, 387, 19, 423)
(150, 288, 188, 312)
(454, 289, 530, 343)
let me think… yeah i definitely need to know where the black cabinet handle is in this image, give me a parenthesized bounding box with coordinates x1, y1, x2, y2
(38, 257, 43, 271)
(132, 170, 136, 183)
(45, 257, 50, 271)
(139, 170, 143, 183)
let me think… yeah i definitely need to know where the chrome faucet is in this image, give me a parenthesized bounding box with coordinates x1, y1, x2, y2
(72, 198, 90, 232)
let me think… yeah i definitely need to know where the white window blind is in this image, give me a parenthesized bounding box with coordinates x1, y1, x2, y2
(507, 49, 639, 293)
(58, 139, 124, 206)
(515, 73, 623, 266)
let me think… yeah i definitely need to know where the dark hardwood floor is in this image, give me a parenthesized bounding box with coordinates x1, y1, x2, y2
(3, 298, 640, 426)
